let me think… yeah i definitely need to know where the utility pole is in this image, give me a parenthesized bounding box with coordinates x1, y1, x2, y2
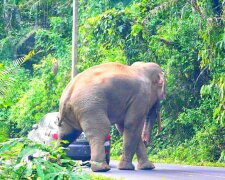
(72, 0, 78, 79)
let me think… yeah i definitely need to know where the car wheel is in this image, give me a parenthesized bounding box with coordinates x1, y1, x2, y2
(106, 154, 110, 165)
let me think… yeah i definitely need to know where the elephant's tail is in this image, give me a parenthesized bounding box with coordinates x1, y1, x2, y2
(57, 101, 67, 127)
(57, 112, 63, 127)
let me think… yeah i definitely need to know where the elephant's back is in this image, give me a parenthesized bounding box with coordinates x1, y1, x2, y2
(60, 62, 147, 106)
(67, 63, 136, 91)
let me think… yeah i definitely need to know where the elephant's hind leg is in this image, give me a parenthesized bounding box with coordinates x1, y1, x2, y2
(80, 112, 111, 172)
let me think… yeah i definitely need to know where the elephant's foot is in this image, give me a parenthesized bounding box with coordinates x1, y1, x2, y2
(118, 160, 135, 170)
(137, 161, 155, 170)
(91, 161, 110, 172)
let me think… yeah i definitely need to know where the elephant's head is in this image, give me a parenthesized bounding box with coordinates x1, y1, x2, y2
(131, 61, 166, 100)
(131, 62, 166, 146)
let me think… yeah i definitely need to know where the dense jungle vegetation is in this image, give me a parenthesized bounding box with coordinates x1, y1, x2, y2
(0, 0, 224, 178)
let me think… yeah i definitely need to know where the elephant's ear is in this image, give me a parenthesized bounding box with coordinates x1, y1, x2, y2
(158, 73, 165, 86)
(153, 72, 166, 100)
(153, 73, 164, 86)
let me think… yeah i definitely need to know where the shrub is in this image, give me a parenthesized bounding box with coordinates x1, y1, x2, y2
(0, 138, 91, 179)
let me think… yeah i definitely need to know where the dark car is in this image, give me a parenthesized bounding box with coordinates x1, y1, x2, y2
(28, 112, 110, 164)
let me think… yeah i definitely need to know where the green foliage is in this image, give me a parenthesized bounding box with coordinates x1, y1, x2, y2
(111, 139, 123, 158)
(151, 125, 225, 166)
(7, 55, 70, 136)
(0, 61, 31, 141)
(0, 138, 91, 179)
(150, 97, 225, 164)
(0, 50, 34, 96)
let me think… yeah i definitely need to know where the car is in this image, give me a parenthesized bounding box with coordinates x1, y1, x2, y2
(28, 112, 110, 164)
(65, 132, 111, 164)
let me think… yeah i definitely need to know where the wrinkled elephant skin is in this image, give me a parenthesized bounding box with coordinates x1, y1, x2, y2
(58, 62, 166, 172)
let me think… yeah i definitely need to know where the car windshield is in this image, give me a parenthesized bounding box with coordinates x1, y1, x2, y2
(38, 113, 58, 129)
(28, 112, 59, 144)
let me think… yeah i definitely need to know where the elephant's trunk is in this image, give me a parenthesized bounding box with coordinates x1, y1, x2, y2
(156, 104, 161, 136)
(142, 101, 161, 146)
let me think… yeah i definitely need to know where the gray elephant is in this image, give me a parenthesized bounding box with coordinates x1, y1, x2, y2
(58, 62, 166, 172)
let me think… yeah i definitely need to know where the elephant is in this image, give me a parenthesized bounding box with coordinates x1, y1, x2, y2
(57, 62, 166, 172)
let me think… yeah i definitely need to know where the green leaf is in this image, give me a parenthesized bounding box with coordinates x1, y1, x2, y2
(45, 172, 59, 180)
(131, 23, 143, 37)
(34, 159, 45, 180)
(56, 173, 64, 180)
(0, 139, 20, 155)
(42, 160, 56, 173)
(25, 161, 33, 177)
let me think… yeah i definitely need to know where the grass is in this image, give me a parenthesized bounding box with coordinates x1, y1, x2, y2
(91, 174, 120, 180)
(150, 156, 225, 168)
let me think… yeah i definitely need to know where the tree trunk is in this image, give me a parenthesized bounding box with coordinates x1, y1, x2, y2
(72, 0, 78, 79)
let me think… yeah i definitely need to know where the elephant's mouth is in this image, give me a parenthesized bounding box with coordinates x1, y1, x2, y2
(159, 92, 165, 100)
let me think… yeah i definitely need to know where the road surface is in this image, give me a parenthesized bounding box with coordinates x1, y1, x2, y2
(84, 160, 225, 180)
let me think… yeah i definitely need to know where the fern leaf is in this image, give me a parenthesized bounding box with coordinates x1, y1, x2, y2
(0, 50, 35, 96)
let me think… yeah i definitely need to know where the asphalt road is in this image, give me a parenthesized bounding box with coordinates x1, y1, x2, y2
(86, 160, 225, 180)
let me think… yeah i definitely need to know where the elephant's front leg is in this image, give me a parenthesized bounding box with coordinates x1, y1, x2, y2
(136, 140, 155, 170)
(118, 106, 145, 170)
